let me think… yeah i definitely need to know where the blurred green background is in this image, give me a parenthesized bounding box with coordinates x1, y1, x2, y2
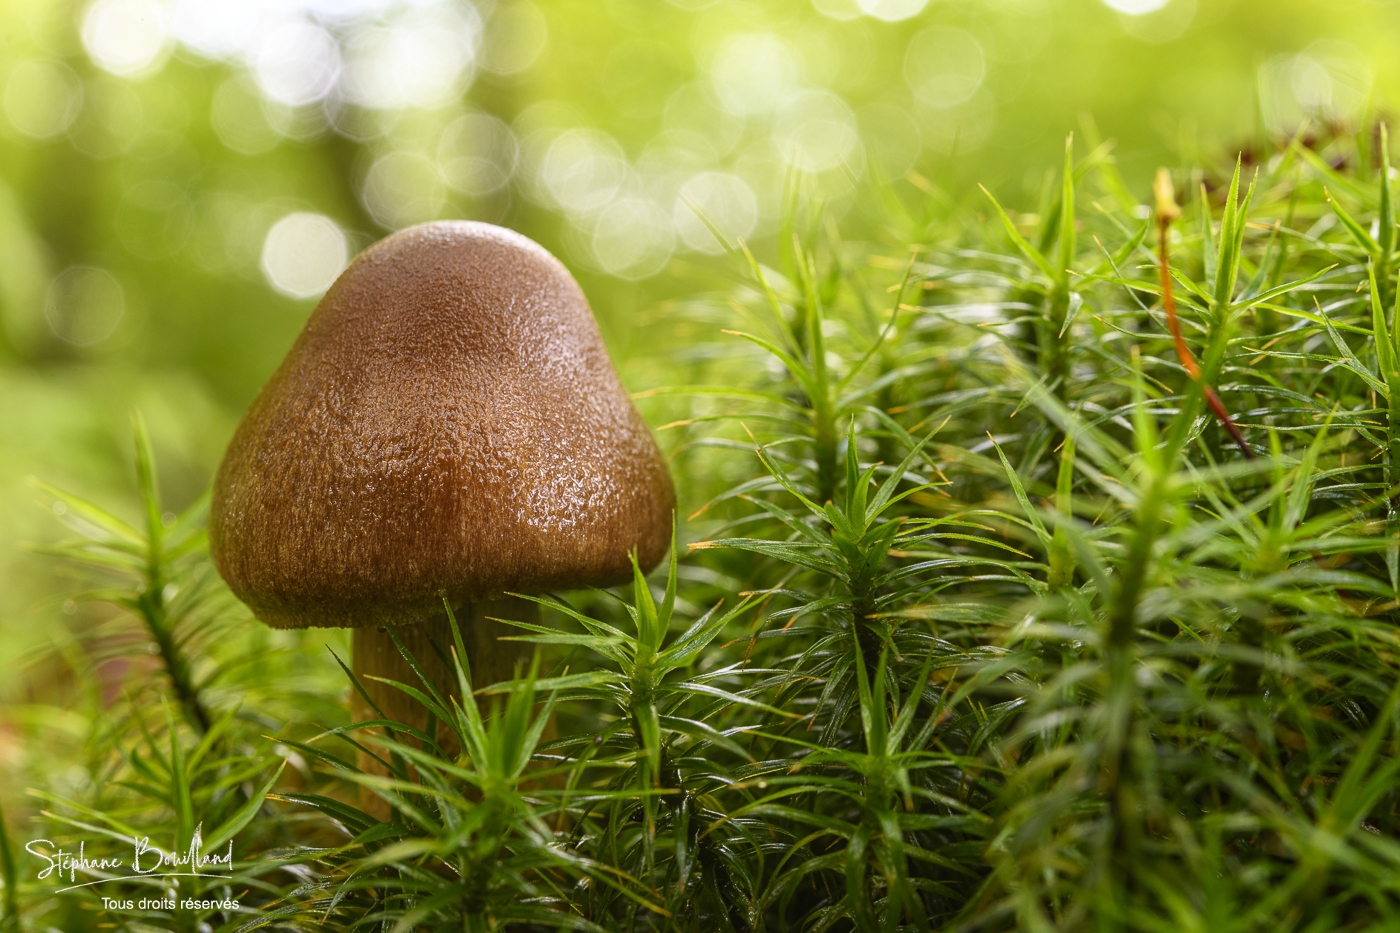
(1, 0, 1397, 705)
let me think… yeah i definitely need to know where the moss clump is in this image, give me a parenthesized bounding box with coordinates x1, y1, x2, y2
(21, 126, 1400, 932)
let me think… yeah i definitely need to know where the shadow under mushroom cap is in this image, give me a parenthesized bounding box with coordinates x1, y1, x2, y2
(210, 221, 675, 629)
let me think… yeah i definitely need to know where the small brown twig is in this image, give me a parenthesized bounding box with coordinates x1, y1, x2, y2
(1154, 169, 1254, 460)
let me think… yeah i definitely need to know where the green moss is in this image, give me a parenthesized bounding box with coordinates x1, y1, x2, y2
(19, 125, 1400, 931)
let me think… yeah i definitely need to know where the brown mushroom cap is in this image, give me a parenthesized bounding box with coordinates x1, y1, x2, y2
(209, 221, 674, 629)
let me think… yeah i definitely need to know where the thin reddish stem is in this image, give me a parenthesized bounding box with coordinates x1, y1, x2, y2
(1158, 219, 1202, 381)
(1156, 207, 1254, 459)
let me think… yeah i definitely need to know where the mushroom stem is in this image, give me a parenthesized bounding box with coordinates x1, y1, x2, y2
(350, 596, 537, 814)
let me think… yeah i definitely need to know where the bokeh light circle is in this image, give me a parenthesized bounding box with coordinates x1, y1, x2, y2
(439, 112, 519, 197)
(4, 60, 84, 139)
(773, 90, 860, 173)
(361, 152, 446, 229)
(674, 172, 757, 254)
(709, 34, 797, 116)
(81, 0, 171, 77)
(1100, 0, 1170, 13)
(45, 267, 125, 346)
(1117, 0, 1196, 42)
(591, 199, 675, 280)
(479, 1, 549, 75)
(260, 213, 347, 299)
(663, 83, 743, 158)
(252, 20, 341, 107)
(541, 129, 628, 215)
(168, 0, 257, 60)
(211, 74, 279, 155)
(341, 7, 480, 110)
(1258, 40, 1372, 136)
(904, 26, 986, 110)
(856, 0, 930, 22)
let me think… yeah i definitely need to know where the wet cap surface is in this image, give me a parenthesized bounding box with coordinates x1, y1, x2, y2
(210, 221, 675, 629)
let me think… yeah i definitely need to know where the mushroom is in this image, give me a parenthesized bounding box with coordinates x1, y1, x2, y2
(209, 221, 674, 767)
